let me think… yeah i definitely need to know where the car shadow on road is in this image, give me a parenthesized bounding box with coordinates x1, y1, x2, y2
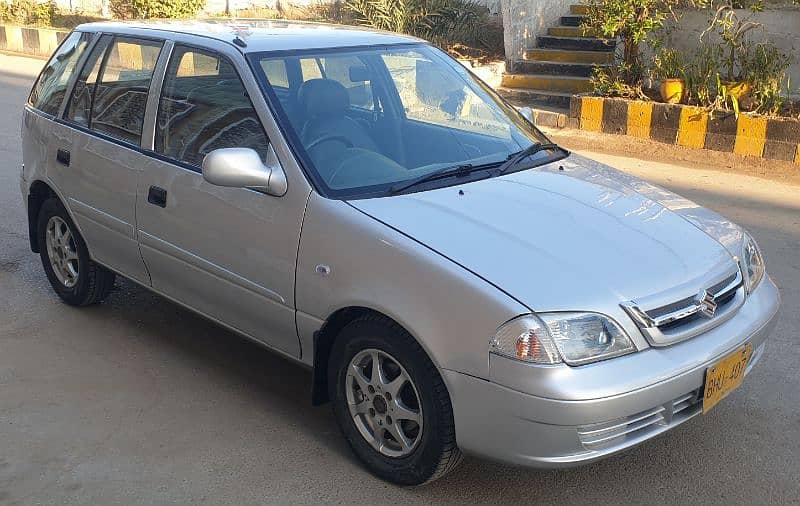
(98, 275, 356, 459)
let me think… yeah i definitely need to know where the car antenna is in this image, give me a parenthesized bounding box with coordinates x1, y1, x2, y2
(233, 36, 247, 48)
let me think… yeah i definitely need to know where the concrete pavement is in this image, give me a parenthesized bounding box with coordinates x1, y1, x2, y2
(1, 53, 798, 505)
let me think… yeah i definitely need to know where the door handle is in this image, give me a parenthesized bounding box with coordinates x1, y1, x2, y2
(147, 186, 167, 208)
(56, 148, 70, 166)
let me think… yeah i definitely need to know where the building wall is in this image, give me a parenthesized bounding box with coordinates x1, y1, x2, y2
(662, 7, 800, 97)
(500, 0, 570, 62)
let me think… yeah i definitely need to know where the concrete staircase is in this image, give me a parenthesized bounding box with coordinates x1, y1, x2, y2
(499, 4, 615, 109)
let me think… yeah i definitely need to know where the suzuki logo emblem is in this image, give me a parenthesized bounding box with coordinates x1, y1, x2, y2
(696, 289, 718, 318)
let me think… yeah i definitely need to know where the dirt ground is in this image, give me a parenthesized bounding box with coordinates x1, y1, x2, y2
(547, 127, 800, 187)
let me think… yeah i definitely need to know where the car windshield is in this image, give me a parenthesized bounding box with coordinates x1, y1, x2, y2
(249, 43, 560, 198)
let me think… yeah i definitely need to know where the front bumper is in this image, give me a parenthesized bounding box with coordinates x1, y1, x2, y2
(443, 276, 780, 468)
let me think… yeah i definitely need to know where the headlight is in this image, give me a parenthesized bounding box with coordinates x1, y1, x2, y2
(491, 312, 635, 366)
(741, 233, 765, 294)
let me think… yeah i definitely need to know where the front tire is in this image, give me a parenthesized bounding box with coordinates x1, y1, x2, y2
(37, 198, 115, 306)
(328, 314, 463, 485)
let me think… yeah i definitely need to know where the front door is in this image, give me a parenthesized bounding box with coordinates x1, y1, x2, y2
(136, 45, 307, 356)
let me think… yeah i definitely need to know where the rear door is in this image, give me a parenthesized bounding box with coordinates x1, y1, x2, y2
(23, 30, 93, 246)
(135, 43, 309, 356)
(59, 34, 164, 284)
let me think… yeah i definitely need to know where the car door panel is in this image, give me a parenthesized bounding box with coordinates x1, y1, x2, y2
(59, 35, 162, 284)
(135, 44, 306, 356)
(136, 157, 301, 355)
(62, 138, 150, 284)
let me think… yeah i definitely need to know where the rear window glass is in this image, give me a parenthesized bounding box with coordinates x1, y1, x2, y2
(65, 34, 111, 127)
(29, 31, 92, 116)
(89, 37, 163, 145)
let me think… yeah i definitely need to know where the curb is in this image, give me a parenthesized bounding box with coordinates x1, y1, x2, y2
(0, 25, 68, 57)
(570, 95, 800, 164)
(530, 109, 567, 128)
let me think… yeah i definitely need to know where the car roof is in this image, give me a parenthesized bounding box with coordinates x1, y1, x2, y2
(75, 19, 423, 52)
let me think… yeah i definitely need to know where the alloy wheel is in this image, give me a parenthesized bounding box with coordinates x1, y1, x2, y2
(45, 216, 79, 288)
(345, 348, 424, 458)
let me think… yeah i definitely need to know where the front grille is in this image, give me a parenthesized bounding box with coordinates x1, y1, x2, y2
(577, 390, 702, 451)
(621, 266, 745, 346)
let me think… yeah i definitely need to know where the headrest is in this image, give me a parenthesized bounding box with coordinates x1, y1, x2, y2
(297, 78, 349, 117)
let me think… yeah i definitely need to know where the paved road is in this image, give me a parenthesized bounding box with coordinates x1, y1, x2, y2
(1, 53, 798, 505)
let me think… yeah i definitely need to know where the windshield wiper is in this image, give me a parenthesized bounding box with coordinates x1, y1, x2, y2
(494, 143, 562, 176)
(389, 163, 482, 194)
(388, 143, 565, 195)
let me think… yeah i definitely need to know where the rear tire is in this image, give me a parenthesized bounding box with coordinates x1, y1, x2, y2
(328, 314, 463, 486)
(37, 198, 115, 306)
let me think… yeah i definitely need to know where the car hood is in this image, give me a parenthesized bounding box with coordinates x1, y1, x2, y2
(349, 154, 741, 312)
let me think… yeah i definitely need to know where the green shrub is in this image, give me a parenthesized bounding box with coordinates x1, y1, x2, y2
(109, 0, 206, 20)
(651, 47, 685, 79)
(590, 62, 648, 99)
(683, 45, 720, 106)
(344, 0, 500, 53)
(582, 0, 683, 80)
(0, 0, 57, 26)
(744, 42, 792, 114)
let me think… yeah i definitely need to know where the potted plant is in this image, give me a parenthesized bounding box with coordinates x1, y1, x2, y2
(742, 41, 792, 114)
(701, 0, 764, 101)
(652, 48, 686, 104)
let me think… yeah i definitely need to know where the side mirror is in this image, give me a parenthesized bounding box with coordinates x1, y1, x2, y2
(202, 146, 287, 197)
(517, 106, 534, 123)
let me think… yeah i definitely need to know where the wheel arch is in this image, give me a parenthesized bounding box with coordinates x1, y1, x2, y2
(310, 306, 440, 406)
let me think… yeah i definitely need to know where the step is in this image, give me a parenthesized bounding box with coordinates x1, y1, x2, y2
(560, 15, 586, 27)
(537, 35, 615, 52)
(511, 60, 606, 78)
(524, 48, 614, 64)
(548, 26, 597, 38)
(501, 73, 593, 94)
(497, 87, 573, 109)
(570, 4, 590, 15)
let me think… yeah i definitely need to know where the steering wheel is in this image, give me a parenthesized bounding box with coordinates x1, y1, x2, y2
(306, 134, 354, 151)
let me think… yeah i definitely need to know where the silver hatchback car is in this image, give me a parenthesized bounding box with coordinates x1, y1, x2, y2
(21, 20, 780, 485)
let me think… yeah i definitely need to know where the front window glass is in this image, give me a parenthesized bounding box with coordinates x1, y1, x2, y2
(156, 46, 269, 168)
(299, 55, 374, 111)
(251, 44, 556, 199)
(383, 52, 507, 138)
(29, 31, 92, 116)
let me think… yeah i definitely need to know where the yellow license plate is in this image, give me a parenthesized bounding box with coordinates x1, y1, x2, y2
(702, 343, 753, 413)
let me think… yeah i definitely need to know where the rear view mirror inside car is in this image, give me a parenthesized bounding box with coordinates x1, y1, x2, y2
(349, 65, 370, 82)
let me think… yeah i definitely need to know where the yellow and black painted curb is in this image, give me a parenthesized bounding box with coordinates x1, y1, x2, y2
(570, 95, 800, 164)
(0, 25, 68, 58)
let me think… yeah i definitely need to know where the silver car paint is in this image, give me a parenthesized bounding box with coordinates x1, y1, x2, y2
(295, 192, 529, 375)
(349, 161, 736, 352)
(20, 21, 780, 469)
(201, 147, 288, 196)
(564, 153, 747, 254)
